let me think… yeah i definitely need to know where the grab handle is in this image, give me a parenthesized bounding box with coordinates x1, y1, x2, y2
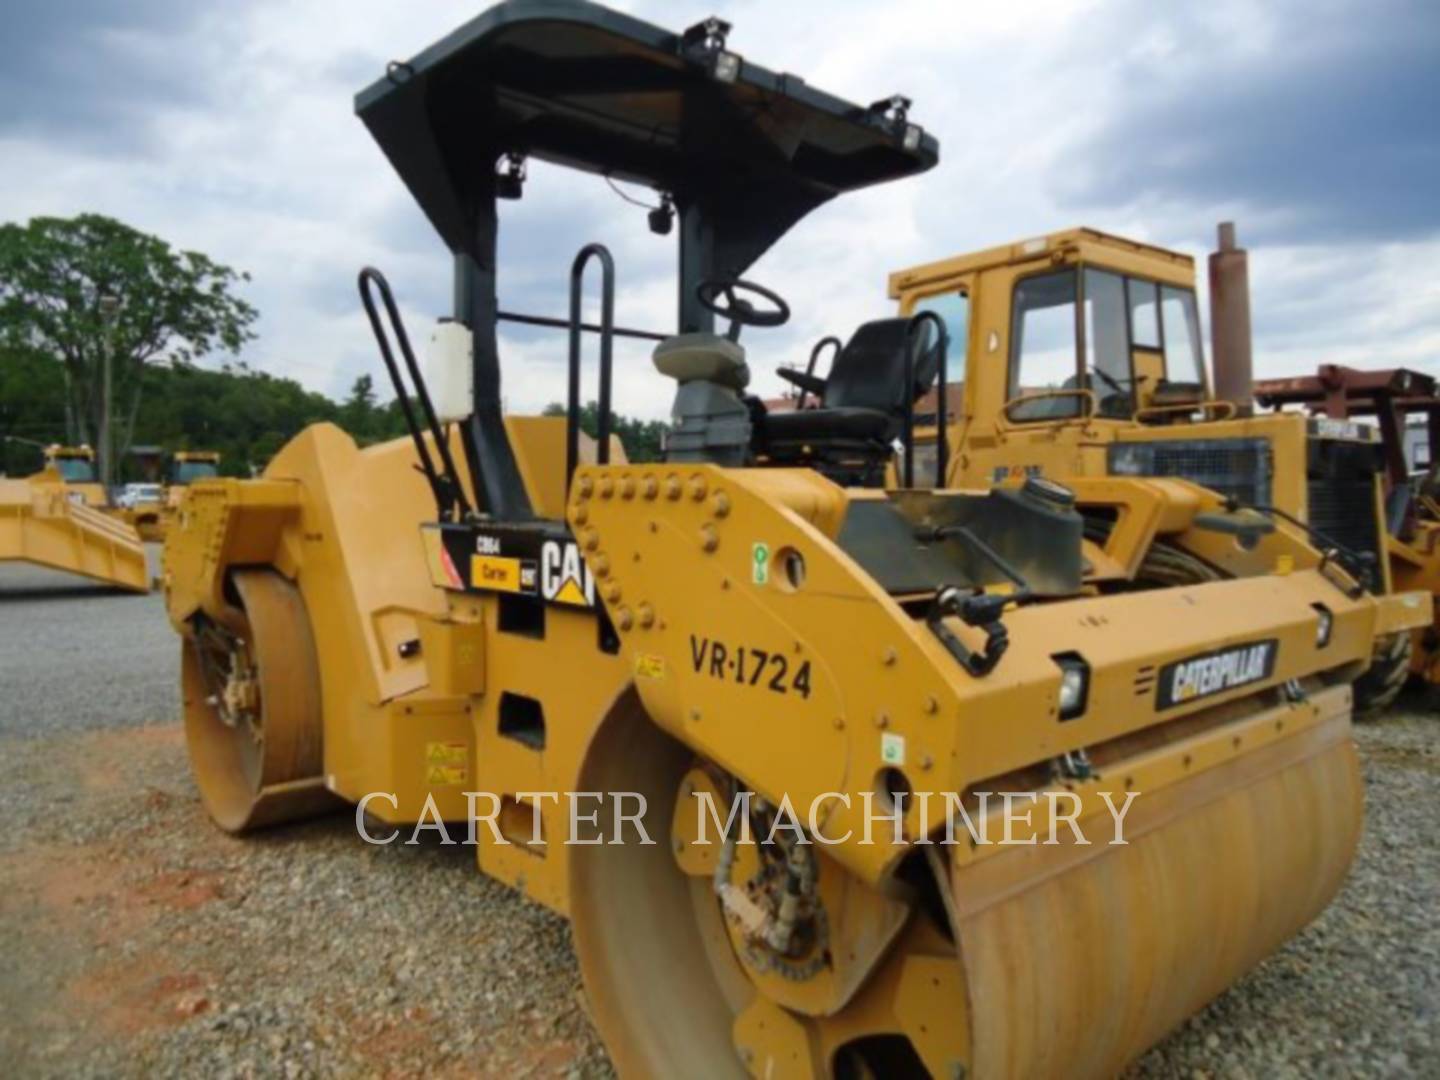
(566, 244, 616, 494)
(358, 267, 472, 520)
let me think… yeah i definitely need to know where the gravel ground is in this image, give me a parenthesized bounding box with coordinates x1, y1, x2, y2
(0, 556, 173, 739)
(0, 557, 1435, 1078)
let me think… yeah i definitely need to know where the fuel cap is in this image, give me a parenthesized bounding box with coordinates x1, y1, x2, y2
(1021, 475, 1077, 511)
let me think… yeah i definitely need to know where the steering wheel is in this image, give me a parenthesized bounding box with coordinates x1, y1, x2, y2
(696, 278, 791, 331)
(1089, 366, 1127, 395)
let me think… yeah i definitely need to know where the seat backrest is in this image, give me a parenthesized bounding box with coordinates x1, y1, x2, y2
(822, 318, 938, 413)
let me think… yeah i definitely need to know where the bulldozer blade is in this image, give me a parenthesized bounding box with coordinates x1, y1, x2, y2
(0, 474, 149, 593)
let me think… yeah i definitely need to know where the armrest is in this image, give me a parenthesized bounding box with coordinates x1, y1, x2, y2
(777, 366, 826, 396)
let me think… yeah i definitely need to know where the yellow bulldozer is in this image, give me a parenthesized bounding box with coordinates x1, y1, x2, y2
(116, 450, 222, 541)
(38, 443, 110, 506)
(162, 4, 1427, 1077)
(167, 450, 220, 493)
(886, 224, 1416, 711)
(0, 441, 148, 592)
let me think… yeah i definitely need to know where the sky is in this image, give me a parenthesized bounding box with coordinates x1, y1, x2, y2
(2, 0, 1437, 419)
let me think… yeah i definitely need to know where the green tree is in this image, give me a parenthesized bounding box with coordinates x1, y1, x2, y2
(0, 346, 69, 475)
(340, 374, 380, 443)
(542, 400, 667, 463)
(0, 214, 258, 481)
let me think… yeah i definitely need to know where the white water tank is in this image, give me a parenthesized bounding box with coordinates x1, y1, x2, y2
(425, 320, 473, 423)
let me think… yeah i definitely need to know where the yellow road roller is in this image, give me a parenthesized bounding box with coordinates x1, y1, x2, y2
(162, 3, 1430, 1076)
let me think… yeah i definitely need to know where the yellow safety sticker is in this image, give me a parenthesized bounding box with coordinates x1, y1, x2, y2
(426, 741, 468, 765)
(635, 654, 667, 679)
(471, 554, 523, 592)
(425, 765, 467, 786)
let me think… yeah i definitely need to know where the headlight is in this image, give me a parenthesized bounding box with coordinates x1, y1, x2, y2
(1052, 653, 1090, 720)
(1107, 443, 1154, 477)
(711, 49, 741, 83)
(1312, 603, 1333, 648)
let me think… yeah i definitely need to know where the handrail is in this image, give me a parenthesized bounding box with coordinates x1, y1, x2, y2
(797, 336, 842, 410)
(1135, 399, 1238, 423)
(566, 244, 617, 494)
(999, 388, 1098, 429)
(357, 267, 472, 521)
(905, 311, 949, 488)
(499, 308, 666, 342)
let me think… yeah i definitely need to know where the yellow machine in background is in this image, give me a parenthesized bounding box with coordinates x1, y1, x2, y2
(40, 444, 110, 507)
(0, 439, 148, 592)
(0, 468, 149, 592)
(890, 225, 1410, 710)
(167, 451, 220, 502)
(1254, 366, 1440, 700)
(117, 450, 222, 542)
(162, 4, 1427, 1077)
(119, 488, 167, 542)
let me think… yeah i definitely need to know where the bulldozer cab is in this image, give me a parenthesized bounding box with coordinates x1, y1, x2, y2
(38, 443, 112, 509)
(891, 229, 1211, 440)
(890, 228, 1395, 593)
(170, 451, 220, 485)
(44, 444, 98, 484)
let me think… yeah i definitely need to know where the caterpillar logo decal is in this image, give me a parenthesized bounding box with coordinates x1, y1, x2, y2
(541, 538, 595, 607)
(1156, 638, 1277, 710)
(422, 524, 594, 608)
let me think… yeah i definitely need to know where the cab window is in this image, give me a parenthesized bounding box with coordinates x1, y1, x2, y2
(1160, 286, 1204, 387)
(1083, 269, 1134, 417)
(1008, 270, 1080, 420)
(914, 290, 968, 411)
(1007, 267, 1206, 423)
(173, 461, 218, 483)
(54, 458, 96, 483)
(1127, 279, 1160, 348)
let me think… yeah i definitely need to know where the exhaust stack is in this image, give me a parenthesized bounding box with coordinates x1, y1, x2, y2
(1209, 221, 1254, 416)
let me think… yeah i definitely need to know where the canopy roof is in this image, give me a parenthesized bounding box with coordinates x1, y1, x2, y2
(355, 0, 938, 275)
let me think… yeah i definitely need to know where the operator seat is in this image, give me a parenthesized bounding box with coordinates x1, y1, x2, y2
(759, 317, 940, 486)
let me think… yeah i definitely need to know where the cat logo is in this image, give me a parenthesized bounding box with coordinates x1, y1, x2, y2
(541, 539, 595, 607)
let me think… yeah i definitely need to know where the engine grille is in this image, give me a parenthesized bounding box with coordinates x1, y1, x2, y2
(1308, 479, 1381, 566)
(1112, 438, 1273, 508)
(1306, 437, 1384, 574)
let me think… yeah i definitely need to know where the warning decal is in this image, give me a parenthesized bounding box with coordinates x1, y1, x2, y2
(425, 742, 469, 786)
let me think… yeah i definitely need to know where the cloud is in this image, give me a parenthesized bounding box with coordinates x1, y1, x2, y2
(0, 1, 218, 152)
(1, 0, 1437, 415)
(1054, 0, 1440, 245)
